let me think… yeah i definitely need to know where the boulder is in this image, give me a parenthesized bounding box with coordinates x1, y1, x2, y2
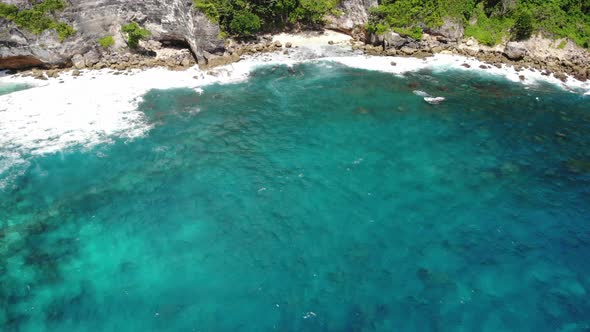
(369, 33, 384, 46)
(554, 72, 568, 82)
(200, 52, 240, 69)
(382, 31, 406, 49)
(180, 57, 192, 67)
(285, 42, 293, 48)
(83, 50, 101, 67)
(71, 54, 86, 69)
(426, 18, 464, 41)
(504, 42, 527, 61)
(400, 46, 418, 55)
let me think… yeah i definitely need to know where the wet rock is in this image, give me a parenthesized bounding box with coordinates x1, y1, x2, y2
(285, 42, 292, 49)
(554, 72, 568, 82)
(46, 70, 59, 78)
(519, 75, 526, 81)
(390, 61, 397, 66)
(328, 40, 335, 45)
(572, 66, 588, 81)
(72, 69, 81, 76)
(200, 52, 240, 69)
(364, 45, 384, 55)
(385, 48, 397, 56)
(431, 46, 443, 53)
(274, 41, 282, 48)
(400, 46, 417, 55)
(461, 63, 471, 68)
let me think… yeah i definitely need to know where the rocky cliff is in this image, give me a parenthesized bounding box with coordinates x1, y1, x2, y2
(327, 0, 377, 35)
(0, 0, 223, 69)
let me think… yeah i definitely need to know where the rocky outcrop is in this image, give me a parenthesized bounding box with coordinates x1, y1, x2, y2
(357, 29, 590, 82)
(425, 18, 464, 42)
(0, 0, 223, 69)
(327, 0, 377, 39)
(504, 42, 527, 60)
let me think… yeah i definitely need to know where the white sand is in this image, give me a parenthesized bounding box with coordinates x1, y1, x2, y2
(272, 30, 352, 47)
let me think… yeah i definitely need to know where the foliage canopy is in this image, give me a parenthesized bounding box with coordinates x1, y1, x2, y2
(122, 22, 150, 48)
(366, 0, 590, 48)
(193, 0, 341, 37)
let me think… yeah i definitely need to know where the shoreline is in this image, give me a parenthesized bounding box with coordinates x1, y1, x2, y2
(3, 30, 590, 93)
(1, 35, 589, 187)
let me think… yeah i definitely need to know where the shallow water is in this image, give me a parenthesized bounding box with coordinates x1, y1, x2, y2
(0, 82, 31, 96)
(1, 63, 590, 331)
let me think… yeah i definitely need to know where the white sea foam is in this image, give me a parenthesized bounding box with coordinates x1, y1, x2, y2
(0, 64, 256, 158)
(1, 38, 588, 178)
(424, 97, 446, 105)
(325, 53, 590, 94)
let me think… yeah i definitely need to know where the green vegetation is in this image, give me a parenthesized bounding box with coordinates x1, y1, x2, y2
(463, 3, 514, 46)
(366, 0, 590, 48)
(121, 22, 150, 48)
(98, 35, 115, 49)
(512, 9, 533, 41)
(0, 0, 75, 41)
(193, 0, 341, 37)
(229, 10, 261, 36)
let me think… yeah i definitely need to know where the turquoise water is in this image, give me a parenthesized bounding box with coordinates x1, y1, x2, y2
(0, 82, 31, 96)
(1, 63, 590, 331)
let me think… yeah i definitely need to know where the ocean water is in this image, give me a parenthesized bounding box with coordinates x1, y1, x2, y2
(0, 82, 31, 96)
(1, 62, 590, 331)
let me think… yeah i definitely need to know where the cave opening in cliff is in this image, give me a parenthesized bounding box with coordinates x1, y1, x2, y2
(158, 38, 198, 62)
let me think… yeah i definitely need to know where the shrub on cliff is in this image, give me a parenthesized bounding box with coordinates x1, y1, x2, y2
(122, 22, 150, 49)
(99, 35, 115, 49)
(0, 0, 75, 41)
(193, 0, 341, 37)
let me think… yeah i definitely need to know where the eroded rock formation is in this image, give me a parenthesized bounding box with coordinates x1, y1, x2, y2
(0, 0, 223, 69)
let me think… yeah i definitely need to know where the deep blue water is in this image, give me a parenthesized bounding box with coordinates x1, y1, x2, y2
(1, 63, 590, 331)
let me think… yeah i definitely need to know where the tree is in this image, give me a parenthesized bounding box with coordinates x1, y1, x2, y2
(512, 10, 533, 41)
(122, 22, 150, 48)
(229, 10, 261, 36)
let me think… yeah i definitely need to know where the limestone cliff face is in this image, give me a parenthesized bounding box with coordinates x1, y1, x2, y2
(327, 0, 377, 34)
(0, 0, 223, 69)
